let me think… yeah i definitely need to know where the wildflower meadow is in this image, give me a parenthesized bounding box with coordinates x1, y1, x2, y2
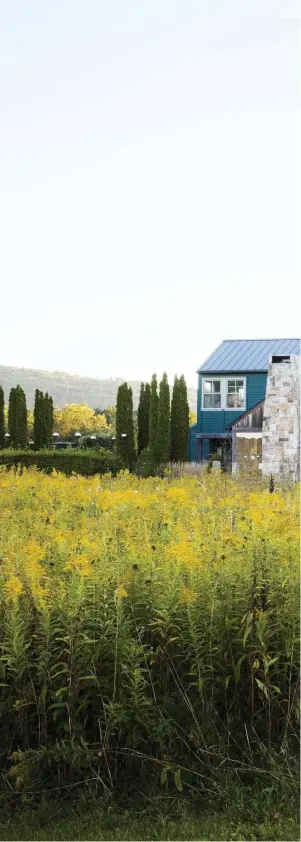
(0, 466, 299, 836)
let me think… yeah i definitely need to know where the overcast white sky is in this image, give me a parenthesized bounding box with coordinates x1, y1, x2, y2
(0, 0, 300, 388)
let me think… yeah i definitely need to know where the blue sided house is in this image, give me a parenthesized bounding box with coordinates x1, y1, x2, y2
(189, 338, 300, 463)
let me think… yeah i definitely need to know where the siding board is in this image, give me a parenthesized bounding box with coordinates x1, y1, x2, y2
(189, 371, 269, 462)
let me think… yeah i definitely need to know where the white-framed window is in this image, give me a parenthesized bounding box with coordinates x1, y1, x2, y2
(202, 377, 246, 411)
(226, 379, 245, 409)
(203, 379, 221, 409)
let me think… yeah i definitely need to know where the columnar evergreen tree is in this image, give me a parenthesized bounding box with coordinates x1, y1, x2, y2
(171, 374, 190, 462)
(126, 386, 136, 471)
(0, 386, 5, 449)
(33, 389, 42, 450)
(137, 382, 151, 455)
(8, 385, 27, 448)
(40, 391, 48, 448)
(170, 376, 179, 462)
(8, 388, 17, 447)
(137, 383, 145, 456)
(116, 382, 136, 471)
(154, 372, 170, 466)
(149, 374, 159, 457)
(34, 390, 54, 449)
(43, 392, 53, 448)
(145, 382, 151, 419)
(17, 386, 28, 449)
(48, 395, 54, 447)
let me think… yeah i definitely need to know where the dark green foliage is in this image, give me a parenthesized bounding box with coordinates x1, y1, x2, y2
(0, 448, 122, 477)
(145, 382, 151, 415)
(34, 390, 54, 449)
(135, 446, 156, 478)
(8, 385, 27, 448)
(137, 382, 145, 455)
(0, 385, 5, 449)
(49, 395, 54, 443)
(79, 433, 114, 451)
(154, 372, 170, 466)
(8, 387, 17, 447)
(43, 393, 54, 448)
(116, 383, 137, 471)
(19, 386, 28, 449)
(149, 374, 159, 456)
(170, 374, 190, 463)
(137, 382, 151, 456)
(33, 389, 42, 450)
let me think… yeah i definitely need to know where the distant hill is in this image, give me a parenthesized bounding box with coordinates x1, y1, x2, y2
(0, 366, 197, 412)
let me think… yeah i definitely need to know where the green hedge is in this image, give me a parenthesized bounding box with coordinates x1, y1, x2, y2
(0, 449, 122, 477)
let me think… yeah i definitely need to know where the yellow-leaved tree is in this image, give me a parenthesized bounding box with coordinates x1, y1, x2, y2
(27, 409, 34, 438)
(53, 403, 109, 437)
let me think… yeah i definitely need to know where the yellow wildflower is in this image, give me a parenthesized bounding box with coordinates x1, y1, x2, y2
(5, 575, 23, 601)
(114, 584, 128, 602)
(179, 586, 196, 604)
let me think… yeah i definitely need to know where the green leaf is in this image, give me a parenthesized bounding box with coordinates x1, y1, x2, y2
(266, 657, 279, 671)
(243, 623, 252, 647)
(255, 678, 269, 698)
(51, 669, 69, 680)
(174, 769, 183, 792)
(234, 655, 246, 685)
(160, 766, 167, 787)
(55, 687, 68, 697)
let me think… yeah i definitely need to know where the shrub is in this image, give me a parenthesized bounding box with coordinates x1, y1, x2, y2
(0, 448, 122, 477)
(135, 446, 156, 477)
(79, 434, 114, 451)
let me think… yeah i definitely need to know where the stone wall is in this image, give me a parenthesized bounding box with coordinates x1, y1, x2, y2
(262, 354, 300, 480)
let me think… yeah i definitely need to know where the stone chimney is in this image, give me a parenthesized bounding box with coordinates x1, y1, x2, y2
(262, 354, 300, 480)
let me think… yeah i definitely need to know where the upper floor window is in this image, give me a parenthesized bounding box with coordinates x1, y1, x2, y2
(226, 379, 245, 408)
(203, 379, 221, 408)
(202, 377, 246, 410)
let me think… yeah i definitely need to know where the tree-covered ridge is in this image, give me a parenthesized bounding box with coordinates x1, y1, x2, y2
(0, 365, 197, 412)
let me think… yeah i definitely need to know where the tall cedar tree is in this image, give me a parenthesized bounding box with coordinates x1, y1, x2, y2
(116, 382, 136, 471)
(171, 374, 190, 462)
(155, 373, 170, 466)
(17, 386, 28, 449)
(149, 374, 159, 457)
(144, 382, 151, 442)
(8, 388, 17, 446)
(0, 386, 5, 449)
(34, 390, 54, 449)
(137, 383, 145, 456)
(137, 382, 151, 455)
(33, 389, 42, 450)
(8, 385, 27, 448)
(48, 395, 54, 447)
(170, 376, 179, 462)
(43, 392, 54, 448)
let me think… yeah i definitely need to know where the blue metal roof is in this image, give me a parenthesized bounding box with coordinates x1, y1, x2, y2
(198, 339, 300, 373)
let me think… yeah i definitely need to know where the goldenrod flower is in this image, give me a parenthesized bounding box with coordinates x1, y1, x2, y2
(114, 584, 128, 601)
(179, 586, 196, 604)
(5, 575, 23, 601)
